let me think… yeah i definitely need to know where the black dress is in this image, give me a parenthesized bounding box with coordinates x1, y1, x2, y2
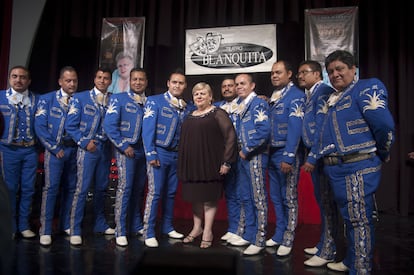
(178, 107, 237, 203)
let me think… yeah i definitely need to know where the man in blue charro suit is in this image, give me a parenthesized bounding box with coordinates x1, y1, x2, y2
(296, 60, 338, 267)
(65, 68, 115, 246)
(141, 69, 193, 247)
(227, 73, 270, 256)
(265, 60, 306, 257)
(0, 66, 39, 239)
(214, 76, 244, 243)
(35, 66, 79, 246)
(103, 68, 148, 247)
(319, 50, 395, 274)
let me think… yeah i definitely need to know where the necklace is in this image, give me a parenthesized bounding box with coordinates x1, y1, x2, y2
(193, 105, 214, 116)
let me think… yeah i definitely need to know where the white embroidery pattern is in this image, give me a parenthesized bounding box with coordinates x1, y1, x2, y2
(362, 91, 386, 113)
(106, 101, 117, 114)
(289, 103, 304, 118)
(254, 109, 269, 123)
(143, 106, 155, 119)
(35, 105, 46, 117)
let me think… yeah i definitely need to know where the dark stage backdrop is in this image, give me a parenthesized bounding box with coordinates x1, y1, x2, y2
(0, 0, 12, 88)
(12, 0, 414, 216)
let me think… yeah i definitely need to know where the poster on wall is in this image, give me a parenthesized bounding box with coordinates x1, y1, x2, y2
(99, 17, 145, 94)
(185, 24, 277, 75)
(305, 7, 359, 84)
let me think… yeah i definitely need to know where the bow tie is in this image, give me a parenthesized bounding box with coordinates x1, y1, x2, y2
(270, 90, 283, 103)
(9, 93, 29, 106)
(133, 93, 146, 105)
(327, 92, 341, 107)
(236, 102, 246, 114)
(14, 94, 23, 103)
(222, 102, 239, 114)
(96, 93, 107, 106)
(170, 97, 186, 110)
(61, 95, 71, 105)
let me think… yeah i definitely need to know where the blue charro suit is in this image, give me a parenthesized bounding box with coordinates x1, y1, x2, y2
(65, 88, 113, 235)
(237, 92, 270, 247)
(103, 91, 147, 237)
(318, 78, 395, 273)
(214, 98, 244, 237)
(302, 81, 337, 260)
(267, 82, 305, 248)
(141, 91, 193, 239)
(35, 89, 77, 236)
(0, 88, 39, 233)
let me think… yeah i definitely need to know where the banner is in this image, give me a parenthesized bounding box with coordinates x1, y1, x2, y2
(305, 7, 359, 83)
(185, 24, 277, 75)
(99, 17, 145, 93)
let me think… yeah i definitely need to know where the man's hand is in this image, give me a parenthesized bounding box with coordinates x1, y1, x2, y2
(124, 146, 135, 158)
(302, 162, 315, 173)
(86, 140, 97, 152)
(149, 159, 160, 167)
(280, 162, 292, 174)
(239, 151, 247, 160)
(56, 149, 65, 159)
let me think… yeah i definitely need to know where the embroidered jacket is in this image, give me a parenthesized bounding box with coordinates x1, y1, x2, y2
(65, 89, 111, 149)
(103, 91, 145, 152)
(35, 89, 72, 154)
(0, 89, 38, 144)
(269, 83, 306, 164)
(318, 78, 395, 162)
(238, 93, 270, 159)
(302, 82, 335, 165)
(142, 91, 194, 162)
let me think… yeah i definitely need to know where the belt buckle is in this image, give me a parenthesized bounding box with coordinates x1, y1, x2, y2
(342, 152, 373, 164)
(12, 140, 34, 147)
(23, 140, 34, 147)
(325, 156, 339, 166)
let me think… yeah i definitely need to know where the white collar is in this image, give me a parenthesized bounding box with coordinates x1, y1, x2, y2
(306, 80, 323, 95)
(242, 91, 256, 105)
(93, 87, 105, 96)
(60, 89, 70, 97)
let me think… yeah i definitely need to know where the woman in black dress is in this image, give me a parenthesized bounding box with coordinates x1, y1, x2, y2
(178, 82, 237, 248)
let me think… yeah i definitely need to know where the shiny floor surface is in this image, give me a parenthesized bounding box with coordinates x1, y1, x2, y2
(6, 213, 414, 275)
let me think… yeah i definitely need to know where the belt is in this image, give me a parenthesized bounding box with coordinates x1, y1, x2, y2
(323, 152, 376, 166)
(10, 140, 36, 147)
(62, 139, 77, 147)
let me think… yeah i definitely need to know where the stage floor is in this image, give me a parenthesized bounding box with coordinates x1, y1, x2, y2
(5, 212, 414, 274)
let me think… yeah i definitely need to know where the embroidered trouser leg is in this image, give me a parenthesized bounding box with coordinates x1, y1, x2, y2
(238, 153, 268, 247)
(0, 144, 37, 232)
(324, 156, 381, 274)
(40, 147, 77, 235)
(114, 150, 146, 236)
(268, 148, 299, 247)
(143, 148, 178, 238)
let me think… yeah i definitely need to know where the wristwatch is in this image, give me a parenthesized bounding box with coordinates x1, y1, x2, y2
(222, 162, 231, 168)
